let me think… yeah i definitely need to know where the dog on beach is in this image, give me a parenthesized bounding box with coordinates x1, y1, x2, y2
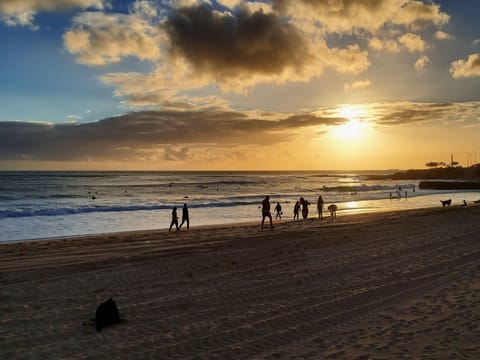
(84, 298, 122, 332)
(440, 199, 452, 207)
(328, 204, 337, 218)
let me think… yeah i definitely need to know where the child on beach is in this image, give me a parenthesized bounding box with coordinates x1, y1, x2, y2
(169, 207, 179, 232)
(274, 202, 282, 220)
(293, 201, 300, 220)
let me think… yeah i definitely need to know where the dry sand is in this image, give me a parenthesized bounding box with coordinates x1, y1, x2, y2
(1, 206, 479, 359)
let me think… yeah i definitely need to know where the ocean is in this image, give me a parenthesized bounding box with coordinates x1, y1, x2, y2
(1, 171, 479, 243)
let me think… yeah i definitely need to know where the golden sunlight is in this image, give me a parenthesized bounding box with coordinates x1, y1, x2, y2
(331, 105, 372, 140)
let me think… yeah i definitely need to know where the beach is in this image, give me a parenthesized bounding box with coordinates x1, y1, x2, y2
(1, 206, 479, 359)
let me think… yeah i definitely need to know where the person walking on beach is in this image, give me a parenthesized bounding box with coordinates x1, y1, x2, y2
(261, 196, 273, 229)
(293, 201, 300, 220)
(179, 203, 189, 231)
(300, 197, 309, 219)
(169, 207, 179, 232)
(317, 195, 324, 219)
(274, 202, 282, 220)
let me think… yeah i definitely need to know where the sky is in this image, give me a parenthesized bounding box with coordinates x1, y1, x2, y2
(1, 0, 480, 171)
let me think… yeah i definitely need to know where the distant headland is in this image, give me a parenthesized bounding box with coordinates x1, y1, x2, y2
(367, 164, 480, 190)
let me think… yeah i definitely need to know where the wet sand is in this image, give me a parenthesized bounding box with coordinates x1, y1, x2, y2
(1, 206, 479, 359)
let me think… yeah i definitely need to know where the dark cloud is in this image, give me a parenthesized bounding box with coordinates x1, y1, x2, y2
(0, 110, 345, 161)
(163, 3, 312, 80)
(164, 146, 190, 161)
(376, 103, 453, 125)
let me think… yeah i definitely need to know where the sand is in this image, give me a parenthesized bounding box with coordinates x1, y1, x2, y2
(1, 206, 479, 359)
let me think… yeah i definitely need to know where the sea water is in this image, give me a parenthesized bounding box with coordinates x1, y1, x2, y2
(1, 171, 479, 242)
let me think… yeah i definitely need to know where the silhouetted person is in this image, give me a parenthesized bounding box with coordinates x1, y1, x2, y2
(317, 195, 324, 219)
(328, 204, 337, 218)
(179, 203, 189, 231)
(274, 202, 282, 220)
(261, 196, 273, 229)
(293, 201, 300, 220)
(300, 197, 309, 219)
(169, 207, 179, 232)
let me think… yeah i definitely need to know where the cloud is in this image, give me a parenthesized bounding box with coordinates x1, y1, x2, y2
(392, 0, 449, 31)
(272, 0, 449, 34)
(97, 2, 369, 104)
(399, 33, 426, 53)
(273, 0, 395, 33)
(0, 110, 346, 161)
(122, 92, 233, 111)
(344, 79, 371, 92)
(0, 0, 104, 28)
(434, 30, 452, 40)
(327, 45, 370, 74)
(63, 4, 162, 66)
(415, 55, 429, 72)
(368, 37, 400, 53)
(162, 3, 317, 89)
(164, 146, 190, 161)
(450, 54, 480, 79)
(372, 102, 476, 126)
(102, 42, 369, 106)
(216, 0, 242, 9)
(57, 1, 449, 108)
(4, 102, 479, 166)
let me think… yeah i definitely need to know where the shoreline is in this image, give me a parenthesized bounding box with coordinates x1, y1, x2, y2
(1, 205, 479, 358)
(2, 205, 475, 272)
(0, 204, 445, 245)
(3, 197, 479, 245)
(2, 169, 480, 244)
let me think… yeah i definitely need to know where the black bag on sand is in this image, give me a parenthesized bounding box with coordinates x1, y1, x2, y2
(93, 298, 121, 332)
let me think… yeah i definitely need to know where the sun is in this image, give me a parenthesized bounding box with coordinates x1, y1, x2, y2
(331, 105, 372, 140)
(332, 118, 368, 139)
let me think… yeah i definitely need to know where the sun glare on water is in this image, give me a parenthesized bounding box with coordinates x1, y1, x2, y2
(332, 105, 372, 140)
